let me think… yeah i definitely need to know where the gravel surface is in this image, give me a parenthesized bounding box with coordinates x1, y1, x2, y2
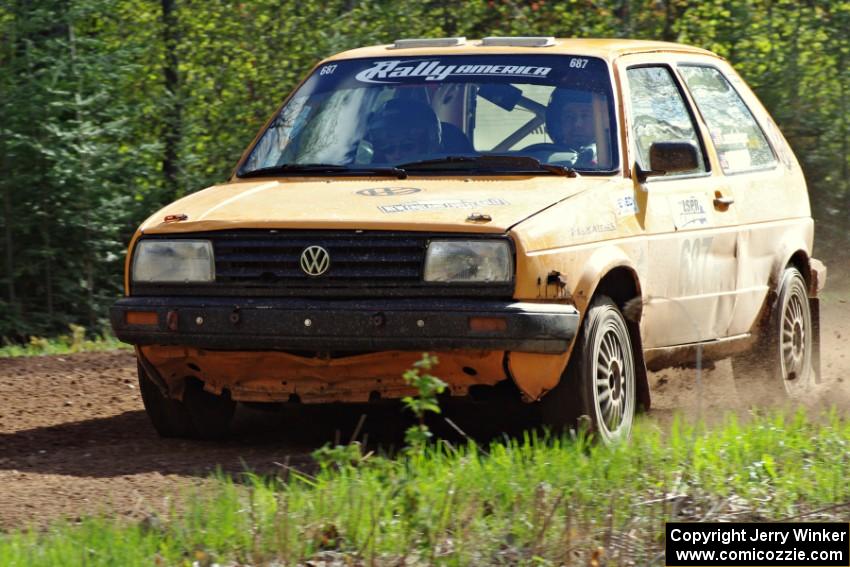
(1, 296, 848, 530)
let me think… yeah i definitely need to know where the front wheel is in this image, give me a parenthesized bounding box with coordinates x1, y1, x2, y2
(733, 267, 814, 402)
(138, 363, 236, 439)
(541, 296, 636, 443)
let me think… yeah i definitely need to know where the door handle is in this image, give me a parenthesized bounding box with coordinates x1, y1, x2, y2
(713, 196, 734, 207)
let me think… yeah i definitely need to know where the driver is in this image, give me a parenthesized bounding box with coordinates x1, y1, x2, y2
(545, 88, 598, 166)
(367, 98, 442, 163)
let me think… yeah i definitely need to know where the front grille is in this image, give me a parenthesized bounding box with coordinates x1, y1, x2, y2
(214, 232, 425, 285)
(132, 230, 514, 298)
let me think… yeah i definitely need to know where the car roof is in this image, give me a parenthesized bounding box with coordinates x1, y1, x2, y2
(321, 38, 720, 64)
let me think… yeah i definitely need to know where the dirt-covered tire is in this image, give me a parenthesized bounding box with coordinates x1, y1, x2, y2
(182, 378, 236, 439)
(732, 267, 814, 403)
(540, 296, 636, 443)
(138, 362, 194, 438)
(138, 363, 236, 439)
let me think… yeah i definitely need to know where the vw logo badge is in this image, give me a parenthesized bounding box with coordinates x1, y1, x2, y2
(356, 187, 421, 197)
(300, 246, 330, 276)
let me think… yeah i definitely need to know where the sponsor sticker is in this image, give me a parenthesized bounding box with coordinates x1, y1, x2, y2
(614, 193, 639, 217)
(570, 221, 616, 238)
(356, 187, 422, 197)
(355, 60, 552, 84)
(378, 198, 509, 214)
(719, 132, 749, 147)
(721, 148, 753, 171)
(672, 195, 710, 229)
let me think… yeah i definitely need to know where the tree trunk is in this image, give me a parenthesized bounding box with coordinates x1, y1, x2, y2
(86, 256, 95, 329)
(161, 0, 182, 198)
(2, 187, 14, 309)
(42, 227, 53, 320)
(614, 0, 632, 38)
(839, 51, 849, 194)
(68, 21, 97, 329)
(662, 0, 676, 42)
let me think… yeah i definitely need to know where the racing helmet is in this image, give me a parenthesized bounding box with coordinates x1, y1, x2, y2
(545, 88, 594, 146)
(367, 98, 442, 159)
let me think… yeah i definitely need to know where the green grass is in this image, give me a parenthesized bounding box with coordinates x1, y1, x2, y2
(2, 409, 850, 566)
(0, 324, 130, 358)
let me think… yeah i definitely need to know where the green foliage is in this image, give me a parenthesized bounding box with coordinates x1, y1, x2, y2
(401, 352, 448, 451)
(3, 410, 850, 564)
(311, 441, 371, 471)
(0, 324, 130, 357)
(0, 0, 848, 339)
(0, 0, 159, 339)
(310, 353, 447, 465)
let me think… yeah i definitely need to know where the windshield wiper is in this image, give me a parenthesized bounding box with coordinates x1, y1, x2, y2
(239, 163, 407, 179)
(397, 155, 577, 177)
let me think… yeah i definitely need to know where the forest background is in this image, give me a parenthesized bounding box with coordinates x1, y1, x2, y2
(0, 0, 848, 340)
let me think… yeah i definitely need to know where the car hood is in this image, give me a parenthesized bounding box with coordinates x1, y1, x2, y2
(140, 176, 602, 235)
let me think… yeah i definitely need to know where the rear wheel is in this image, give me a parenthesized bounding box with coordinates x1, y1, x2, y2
(732, 267, 814, 402)
(138, 363, 236, 439)
(541, 296, 636, 443)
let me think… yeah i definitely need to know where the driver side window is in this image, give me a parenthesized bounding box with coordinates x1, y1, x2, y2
(627, 66, 706, 176)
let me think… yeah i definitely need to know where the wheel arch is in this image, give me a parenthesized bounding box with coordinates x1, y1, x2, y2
(577, 254, 651, 412)
(756, 248, 812, 327)
(785, 250, 811, 289)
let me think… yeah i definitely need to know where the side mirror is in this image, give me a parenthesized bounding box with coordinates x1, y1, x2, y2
(635, 141, 699, 182)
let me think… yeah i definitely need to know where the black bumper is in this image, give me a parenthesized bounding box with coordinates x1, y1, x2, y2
(110, 297, 579, 354)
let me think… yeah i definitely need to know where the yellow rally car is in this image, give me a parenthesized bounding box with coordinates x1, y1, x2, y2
(111, 37, 826, 442)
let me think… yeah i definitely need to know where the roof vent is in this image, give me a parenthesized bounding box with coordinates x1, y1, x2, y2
(391, 37, 467, 49)
(480, 36, 556, 48)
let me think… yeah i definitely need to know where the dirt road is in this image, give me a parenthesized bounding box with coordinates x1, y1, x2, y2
(1, 296, 848, 530)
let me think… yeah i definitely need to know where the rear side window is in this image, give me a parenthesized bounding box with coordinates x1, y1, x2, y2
(678, 65, 776, 173)
(626, 66, 706, 176)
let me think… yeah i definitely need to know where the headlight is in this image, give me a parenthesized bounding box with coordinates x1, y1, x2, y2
(132, 240, 214, 283)
(424, 240, 513, 283)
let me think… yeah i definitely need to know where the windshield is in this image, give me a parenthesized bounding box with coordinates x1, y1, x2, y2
(239, 54, 619, 176)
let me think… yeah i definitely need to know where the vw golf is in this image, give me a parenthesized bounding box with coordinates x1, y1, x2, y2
(111, 37, 825, 442)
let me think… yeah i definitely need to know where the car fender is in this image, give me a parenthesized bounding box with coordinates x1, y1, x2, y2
(771, 245, 811, 292)
(572, 245, 642, 316)
(508, 242, 648, 405)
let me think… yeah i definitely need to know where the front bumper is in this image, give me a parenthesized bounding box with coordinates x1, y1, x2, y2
(110, 297, 579, 354)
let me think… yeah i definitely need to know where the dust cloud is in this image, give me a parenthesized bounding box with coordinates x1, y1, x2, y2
(649, 291, 850, 426)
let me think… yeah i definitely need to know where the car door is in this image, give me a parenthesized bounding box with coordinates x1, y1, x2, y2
(618, 54, 740, 348)
(676, 62, 811, 337)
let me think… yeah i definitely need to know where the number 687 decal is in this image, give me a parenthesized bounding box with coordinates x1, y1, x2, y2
(569, 58, 589, 69)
